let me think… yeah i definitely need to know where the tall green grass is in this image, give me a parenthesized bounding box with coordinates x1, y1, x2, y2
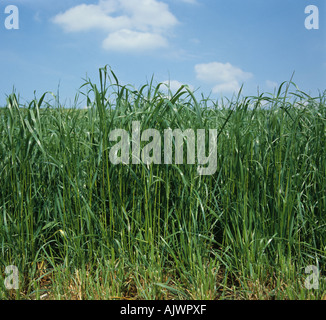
(1, 66, 326, 299)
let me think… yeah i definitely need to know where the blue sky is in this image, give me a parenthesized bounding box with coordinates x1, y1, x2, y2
(0, 0, 325, 106)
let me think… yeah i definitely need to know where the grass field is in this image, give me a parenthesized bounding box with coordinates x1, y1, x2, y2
(1, 66, 326, 300)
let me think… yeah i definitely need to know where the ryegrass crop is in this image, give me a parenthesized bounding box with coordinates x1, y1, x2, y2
(1, 66, 326, 300)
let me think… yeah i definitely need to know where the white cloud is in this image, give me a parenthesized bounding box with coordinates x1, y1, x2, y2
(266, 80, 278, 90)
(53, 3, 130, 32)
(178, 0, 198, 4)
(53, 2, 130, 32)
(103, 29, 168, 52)
(195, 62, 252, 84)
(162, 80, 194, 92)
(212, 81, 241, 94)
(52, 0, 178, 52)
(119, 0, 178, 33)
(195, 62, 253, 94)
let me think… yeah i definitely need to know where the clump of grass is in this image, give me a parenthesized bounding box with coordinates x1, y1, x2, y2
(0, 66, 325, 300)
